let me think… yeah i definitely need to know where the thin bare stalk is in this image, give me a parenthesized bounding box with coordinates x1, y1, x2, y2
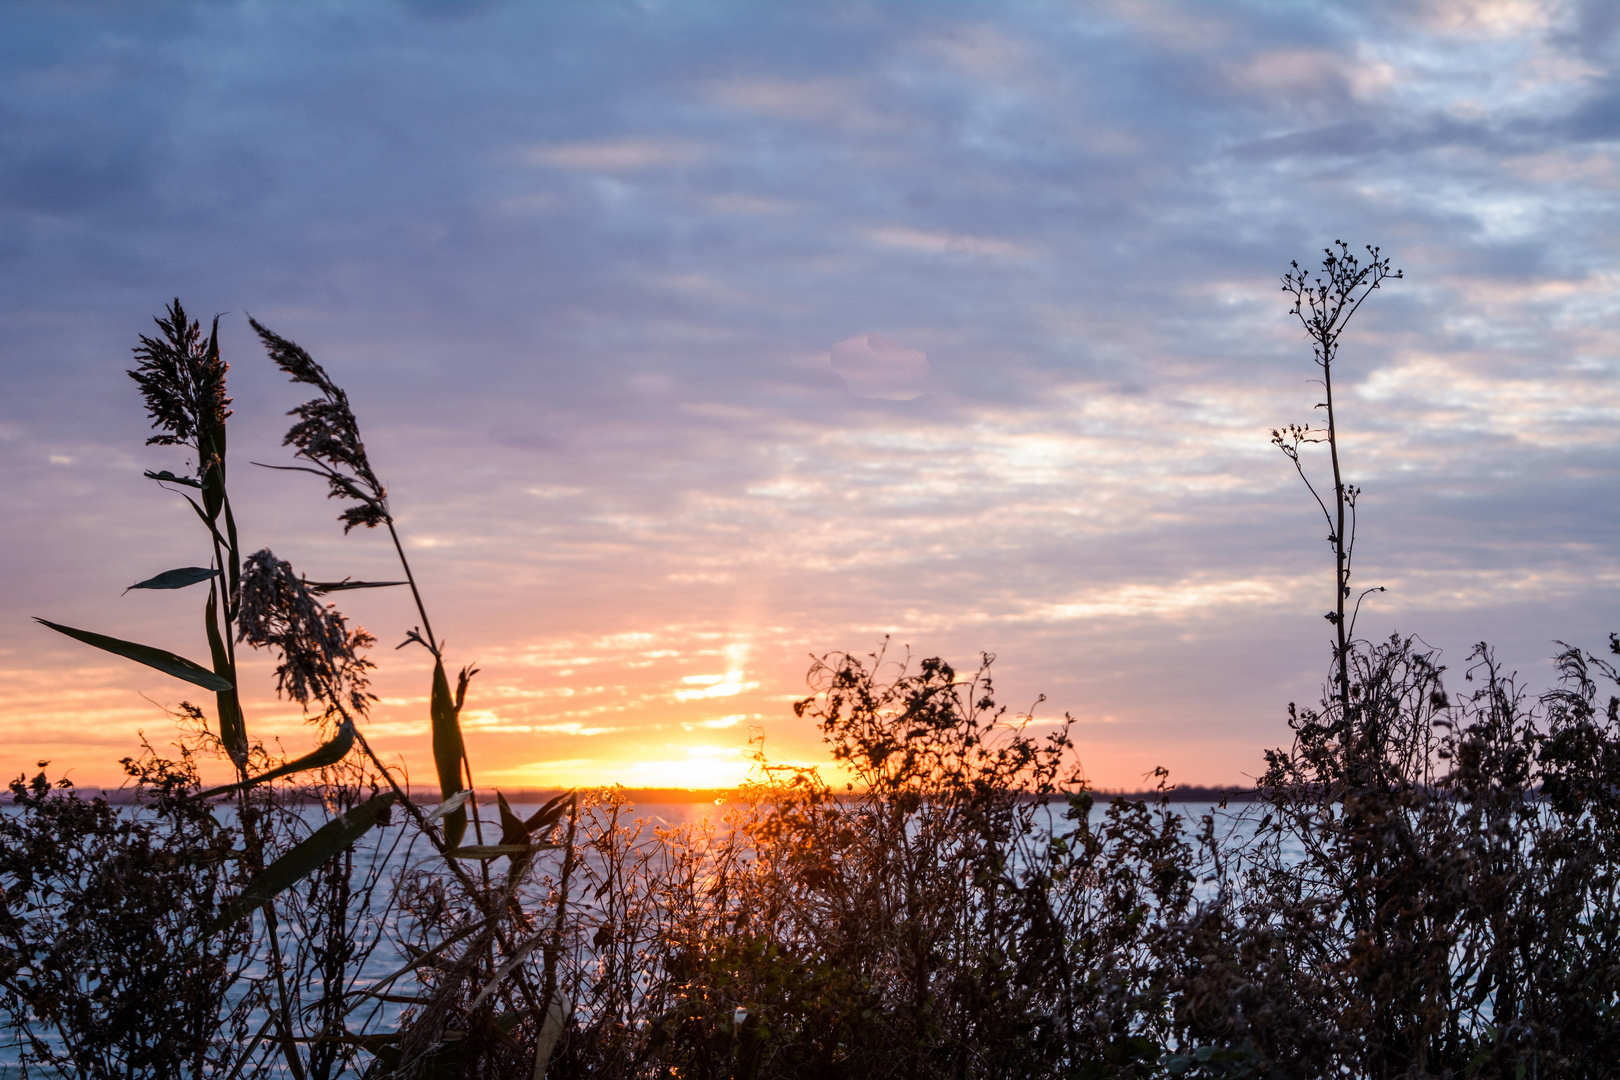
(381, 517, 489, 851)
(1276, 242, 1400, 722)
(384, 518, 439, 657)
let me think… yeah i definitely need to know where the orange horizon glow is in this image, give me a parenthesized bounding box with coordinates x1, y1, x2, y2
(1, 620, 1200, 794)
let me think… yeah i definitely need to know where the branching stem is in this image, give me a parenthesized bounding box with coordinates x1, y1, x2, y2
(1275, 242, 1401, 720)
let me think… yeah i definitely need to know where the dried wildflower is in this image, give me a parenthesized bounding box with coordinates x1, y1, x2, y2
(128, 299, 232, 476)
(248, 317, 389, 532)
(237, 549, 376, 716)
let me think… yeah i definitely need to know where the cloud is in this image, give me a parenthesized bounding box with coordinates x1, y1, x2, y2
(0, 0, 1615, 791)
(519, 138, 707, 171)
(1226, 48, 1399, 100)
(831, 333, 931, 400)
(1412, 0, 1559, 38)
(704, 75, 894, 130)
(862, 225, 1036, 259)
(918, 24, 1032, 80)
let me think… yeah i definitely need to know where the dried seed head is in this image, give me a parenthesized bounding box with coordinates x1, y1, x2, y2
(238, 549, 376, 716)
(128, 299, 232, 475)
(249, 317, 389, 532)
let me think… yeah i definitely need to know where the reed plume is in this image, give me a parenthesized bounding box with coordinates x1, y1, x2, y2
(129, 299, 231, 465)
(237, 548, 377, 717)
(249, 317, 389, 532)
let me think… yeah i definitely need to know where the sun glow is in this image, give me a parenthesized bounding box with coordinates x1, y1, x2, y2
(672, 643, 759, 701)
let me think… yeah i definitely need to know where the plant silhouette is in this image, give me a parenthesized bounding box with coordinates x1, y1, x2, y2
(4, 266, 1617, 1078)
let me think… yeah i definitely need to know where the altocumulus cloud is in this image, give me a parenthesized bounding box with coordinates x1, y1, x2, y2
(0, 0, 1616, 788)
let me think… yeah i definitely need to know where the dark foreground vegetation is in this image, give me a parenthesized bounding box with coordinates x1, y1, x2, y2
(4, 249, 1618, 1079)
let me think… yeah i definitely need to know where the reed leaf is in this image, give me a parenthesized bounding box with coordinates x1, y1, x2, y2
(180, 492, 232, 550)
(532, 991, 570, 1080)
(204, 585, 247, 758)
(124, 567, 219, 593)
(196, 718, 356, 799)
(496, 792, 528, 847)
(430, 658, 467, 848)
(143, 468, 202, 488)
(444, 844, 553, 861)
(468, 930, 546, 1012)
(496, 791, 536, 873)
(306, 579, 408, 594)
(207, 791, 395, 935)
(35, 617, 233, 692)
(523, 790, 574, 834)
(426, 789, 472, 822)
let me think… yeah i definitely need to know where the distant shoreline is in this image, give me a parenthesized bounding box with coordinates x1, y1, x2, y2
(16, 783, 1263, 806)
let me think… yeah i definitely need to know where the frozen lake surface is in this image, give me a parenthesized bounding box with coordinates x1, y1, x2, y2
(1, 793, 1292, 1076)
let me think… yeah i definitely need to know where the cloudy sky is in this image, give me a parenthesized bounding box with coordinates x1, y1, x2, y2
(2, 0, 1616, 791)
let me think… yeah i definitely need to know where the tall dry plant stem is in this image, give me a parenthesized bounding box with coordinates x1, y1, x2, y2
(250, 316, 487, 847)
(387, 519, 440, 655)
(127, 302, 318, 1074)
(1274, 242, 1400, 719)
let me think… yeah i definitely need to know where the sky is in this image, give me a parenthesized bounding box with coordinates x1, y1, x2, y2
(1, 0, 1616, 792)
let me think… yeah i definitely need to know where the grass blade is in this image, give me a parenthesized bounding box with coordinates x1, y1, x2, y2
(204, 584, 247, 758)
(124, 566, 219, 593)
(430, 659, 467, 848)
(307, 579, 408, 594)
(532, 991, 570, 1080)
(496, 792, 528, 846)
(444, 844, 541, 860)
(468, 930, 546, 1012)
(496, 791, 535, 872)
(197, 719, 355, 799)
(524, 790, 574, 834)
(207, 791, 395, 934)
(426, 789, 472, 822)
(144, 468, 202, 488)
(35, 617, 233, 692)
